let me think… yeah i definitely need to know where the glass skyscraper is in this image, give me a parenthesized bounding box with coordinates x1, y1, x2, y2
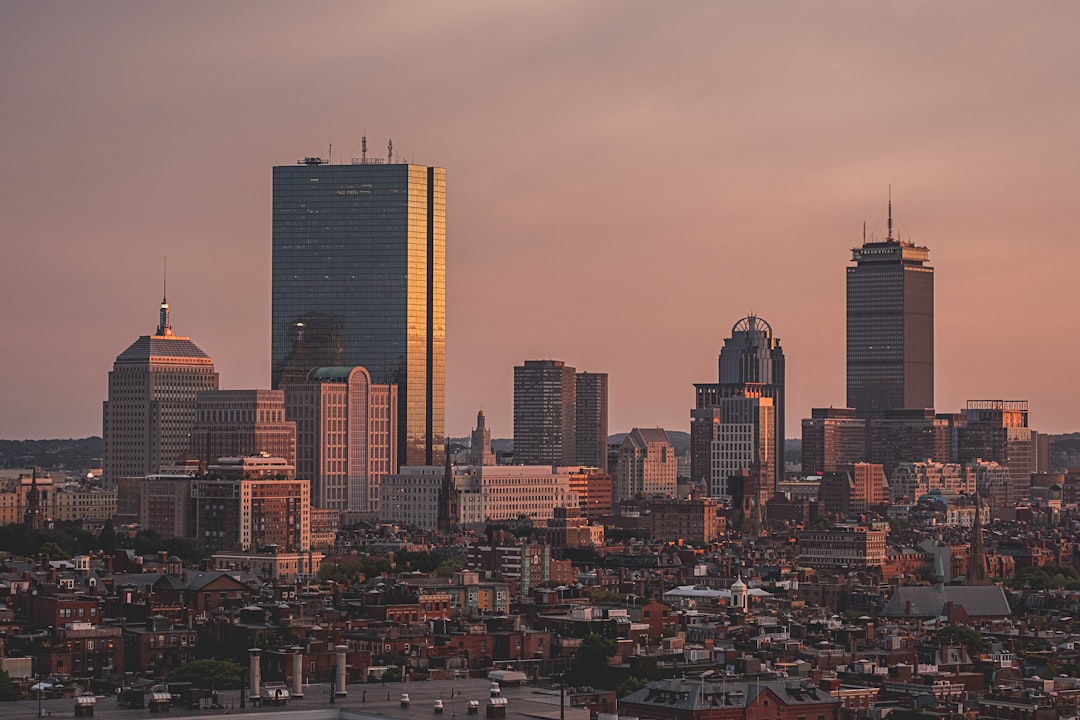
(272, 159, 445, 467)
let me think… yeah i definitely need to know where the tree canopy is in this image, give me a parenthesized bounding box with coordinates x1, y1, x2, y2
(168, 659, 245, 689)
(1007, 563, 1080, 590)
(570, 633, 618, 687)
(0, 668, 25, 701)
(936, 624, 990, 656)
(0, 523, 204, 564)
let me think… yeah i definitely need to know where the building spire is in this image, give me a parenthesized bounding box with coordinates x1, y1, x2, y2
(24, 467, 45, 530)
(966, 493, 991, 585)
(157, 257, 173, 336)
(886, 186, 894, 241)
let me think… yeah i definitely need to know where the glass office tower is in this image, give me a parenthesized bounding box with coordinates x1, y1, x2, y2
(272, 159, 445, 467)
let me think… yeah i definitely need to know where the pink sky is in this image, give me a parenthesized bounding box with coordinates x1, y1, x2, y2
(2, 1, 1079, 441)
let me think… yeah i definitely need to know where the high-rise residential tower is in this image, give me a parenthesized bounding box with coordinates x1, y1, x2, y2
(513, 360, 578, 466)
(271, 155, 445, 467)
(103, 295, 219, 488)
(614, 427, 677, 500)
(846, 200, 934, 415)
(691, 315, 785, 492)
(575, 372, 609, 471)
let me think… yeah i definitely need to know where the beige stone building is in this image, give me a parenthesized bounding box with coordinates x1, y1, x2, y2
(614, 428, 677, 500)
(283, 366, 396, 513)
(380, 464, 579, 531)
(102, 297, 218, 488)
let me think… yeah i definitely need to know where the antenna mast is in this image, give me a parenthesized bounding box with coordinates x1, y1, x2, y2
(387, 139, 393, 164)
(887, 185, 894, 241)
(362, 135, 367, 162)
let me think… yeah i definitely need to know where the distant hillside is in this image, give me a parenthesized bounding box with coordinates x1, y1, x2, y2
(0, 437, 103, 471)
(785, 438, 801, 464)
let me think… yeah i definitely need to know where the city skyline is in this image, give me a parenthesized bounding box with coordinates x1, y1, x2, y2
(4, 3, 1080, 441)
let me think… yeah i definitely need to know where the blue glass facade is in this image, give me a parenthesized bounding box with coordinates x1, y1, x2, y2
(272, 161, 445, 467)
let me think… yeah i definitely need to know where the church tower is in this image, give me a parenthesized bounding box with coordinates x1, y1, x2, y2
(966, 497, 991, 585)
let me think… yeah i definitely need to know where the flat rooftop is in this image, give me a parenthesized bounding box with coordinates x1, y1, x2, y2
(5, 678, 595, 720)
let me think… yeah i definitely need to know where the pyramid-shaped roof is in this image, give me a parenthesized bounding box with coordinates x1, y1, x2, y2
(115, 334, 212, 364)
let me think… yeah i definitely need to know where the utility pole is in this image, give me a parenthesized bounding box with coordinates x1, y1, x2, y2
(560, 672, 565, 720)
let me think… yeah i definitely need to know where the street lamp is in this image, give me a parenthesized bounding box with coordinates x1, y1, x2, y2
(559, 672, 565, 720)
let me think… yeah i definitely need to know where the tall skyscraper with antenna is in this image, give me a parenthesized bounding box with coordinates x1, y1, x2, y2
(102, 289, 218, 488)
(271, 148, 445, 467)
(846, 197, 934, 416)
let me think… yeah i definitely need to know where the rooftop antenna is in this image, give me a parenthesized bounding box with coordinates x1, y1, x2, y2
(158, 256, 172, 336)
(362, 134, 367, 162)
(887, 185, 894, 241)
(863, 221, 867, 244)
(387, 139, 393, 164)
(329, 141, 332, 165)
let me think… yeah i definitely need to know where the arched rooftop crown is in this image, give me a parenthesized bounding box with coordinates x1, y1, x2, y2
(732, 315, 772, 336)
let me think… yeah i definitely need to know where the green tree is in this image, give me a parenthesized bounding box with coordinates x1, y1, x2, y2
(435, 558, 465, 577)
(0, 668, 25, 701)
(572, 633, 617, 686)
(40, 541, 69, 560)
(168, 659, 245, 689)
(98, 520, 118, 555)
(616, 676, 648, 698)
(936, 624, 989, 657)
(1008, 564, 1080, 590)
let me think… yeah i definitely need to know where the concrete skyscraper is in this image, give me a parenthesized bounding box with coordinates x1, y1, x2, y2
(271, 153, 445, 467)
(691, 315, 785, 492)
(846, 199, 934, 415)
(575, 372, 609, 471)
(514, 360, 577, 466)
(103, 295, 218, 488)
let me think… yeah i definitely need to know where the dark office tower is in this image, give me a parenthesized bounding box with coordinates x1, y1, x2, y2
(958, 400, 1035, 500)
(514, 360, 577, 465)
(575, 372, 609, 471)
(865, 409, 952, 473)
(271, 155, 445, 467)
(846, 199, 934, 415)
(801, 408, 866, 475)
(691, 315, 785, 491)
(103, 295, 219, 488)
